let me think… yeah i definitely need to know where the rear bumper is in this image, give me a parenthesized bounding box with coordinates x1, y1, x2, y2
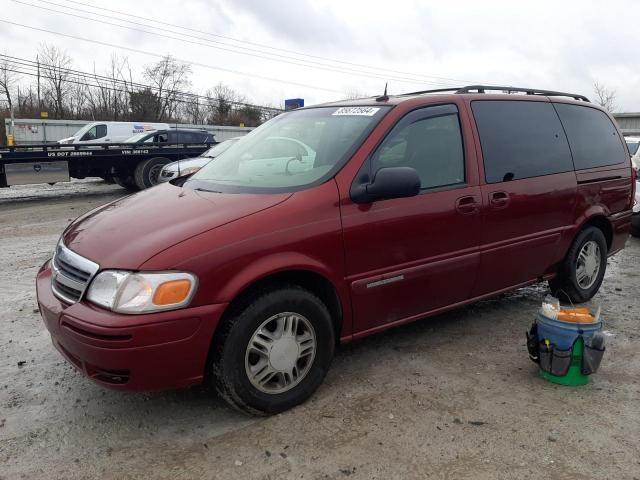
(36, 262, 227, 391)
(609, 210, 633, 254)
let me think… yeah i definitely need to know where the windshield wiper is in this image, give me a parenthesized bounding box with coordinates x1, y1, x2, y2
(193, 187, 222, 193)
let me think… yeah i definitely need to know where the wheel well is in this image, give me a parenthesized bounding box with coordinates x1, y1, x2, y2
(582, 216, 613, 250)
(221, 270, 344, 343)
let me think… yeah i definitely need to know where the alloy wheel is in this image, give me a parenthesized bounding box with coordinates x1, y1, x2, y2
(244, 312, 316, 394)
(576, 240, 601, 290)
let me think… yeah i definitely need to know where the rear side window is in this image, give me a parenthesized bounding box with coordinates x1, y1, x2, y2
(553, 103, 627, 170)
(472, 101, 573, 183)
(176, 132, 195, 143)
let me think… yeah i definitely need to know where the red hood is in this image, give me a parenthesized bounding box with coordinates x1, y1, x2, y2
(62, 183, 291, 269)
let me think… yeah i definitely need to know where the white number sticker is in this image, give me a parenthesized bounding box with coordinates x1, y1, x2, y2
(332, 107, 380, 116)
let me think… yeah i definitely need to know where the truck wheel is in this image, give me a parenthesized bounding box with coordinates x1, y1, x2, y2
(549, 226, 608, 303)
(113, 175, 139, 192)
(211, 285, 335, 415)
(134, 157, 170, 189)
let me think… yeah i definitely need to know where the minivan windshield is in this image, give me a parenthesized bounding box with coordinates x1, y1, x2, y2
(186, 106, 389, 193)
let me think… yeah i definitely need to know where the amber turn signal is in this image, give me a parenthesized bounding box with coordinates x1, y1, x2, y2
(153, 279, 192, 305)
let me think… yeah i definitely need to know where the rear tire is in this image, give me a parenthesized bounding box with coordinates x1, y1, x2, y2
(134, 157, 170, 190)
(211, 285, 335, 415)
(632, 219, 640, 238)
(113, 175, 139, 192)
(549, 226, 607, 303)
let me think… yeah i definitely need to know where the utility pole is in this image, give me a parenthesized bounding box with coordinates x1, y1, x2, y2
(37, 54, 41, 110)
(9, 100, 15, 144)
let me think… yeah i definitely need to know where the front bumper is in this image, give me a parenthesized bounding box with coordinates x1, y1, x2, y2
(36, 262, 227, 391)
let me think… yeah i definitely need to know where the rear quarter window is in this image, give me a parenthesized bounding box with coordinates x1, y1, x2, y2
(471, 100, 574, 183)
(553, 103, 628, 170)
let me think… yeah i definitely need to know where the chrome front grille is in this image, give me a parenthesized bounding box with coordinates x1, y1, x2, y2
(51, 242, 99, 304)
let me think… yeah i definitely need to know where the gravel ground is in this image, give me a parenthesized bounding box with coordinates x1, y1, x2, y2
(1, 179, 639, 480)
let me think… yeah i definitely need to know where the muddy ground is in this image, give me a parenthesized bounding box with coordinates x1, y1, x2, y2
(0, 179, 639, 480)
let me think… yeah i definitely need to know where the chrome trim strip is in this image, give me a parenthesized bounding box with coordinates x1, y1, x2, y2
(51, 241, 100, 304)
(56, 242, 99, 276)
(51, 261, 85, 291)
(366, 275, 405, 289)
(51, 281, 80, 305)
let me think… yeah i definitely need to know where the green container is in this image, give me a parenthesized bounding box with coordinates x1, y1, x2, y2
(540, 337, 589, 386)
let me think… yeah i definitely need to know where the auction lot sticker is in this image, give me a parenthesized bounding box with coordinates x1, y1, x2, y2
(332, 107, 380, 116)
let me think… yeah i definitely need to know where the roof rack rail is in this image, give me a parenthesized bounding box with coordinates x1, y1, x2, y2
(455, 85, 590, 102)
(398, 87, 462, 97)
(398, 85, 590, 102)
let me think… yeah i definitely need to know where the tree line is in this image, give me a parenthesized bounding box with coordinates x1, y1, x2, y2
(0, 44, 281, 141)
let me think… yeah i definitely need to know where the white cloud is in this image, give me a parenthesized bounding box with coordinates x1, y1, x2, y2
(2, 0, 639, 110)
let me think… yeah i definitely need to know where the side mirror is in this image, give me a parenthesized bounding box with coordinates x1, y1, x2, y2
(351, 166, 421, 203)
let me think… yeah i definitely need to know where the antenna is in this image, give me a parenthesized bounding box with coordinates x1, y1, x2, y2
(376, 83, 389, 102)
(175, 109, 180, 177)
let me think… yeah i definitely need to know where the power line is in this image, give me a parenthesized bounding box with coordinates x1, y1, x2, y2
(0, 19, 347, 95)
(2, 54, 282, 112)
(6, 65, 282, 119)
(13, 0, 457, 87)
(20, 0, 433, 85)
(48, 0, 477, 85)
(1, 62, 283, 116)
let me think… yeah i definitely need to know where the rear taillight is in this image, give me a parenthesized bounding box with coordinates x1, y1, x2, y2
(631, 167, 637, 210)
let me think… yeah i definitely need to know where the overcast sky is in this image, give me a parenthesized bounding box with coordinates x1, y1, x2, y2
(3, 0, 640, 111)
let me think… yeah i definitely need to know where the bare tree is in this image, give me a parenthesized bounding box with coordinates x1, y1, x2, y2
(38, 44, 73, 119)
(143, 55, 191, 121)
(67, 81, 88, 119)
(593, 82, 618, 112)
(3, 43, 274, 127)
(183, 95, 206, 124)
(206, 83, 245, 125)
(0, 55, 20, 112)
(343, 88, 369, 100)
(86, 55, 129, 120)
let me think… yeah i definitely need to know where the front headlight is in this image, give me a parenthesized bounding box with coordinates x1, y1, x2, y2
(180, 166, 202, 176)
(86, 270, 197, 314)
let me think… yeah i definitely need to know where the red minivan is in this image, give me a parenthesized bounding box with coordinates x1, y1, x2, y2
(36, 86, 634, 414)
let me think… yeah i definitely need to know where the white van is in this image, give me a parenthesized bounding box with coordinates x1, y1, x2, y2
(625, 136, 640, 170)
(58, 122, 170, 144)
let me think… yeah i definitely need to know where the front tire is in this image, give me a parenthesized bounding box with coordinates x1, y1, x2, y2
(211, 285, 335, 415)
(549, 226, 607, 303)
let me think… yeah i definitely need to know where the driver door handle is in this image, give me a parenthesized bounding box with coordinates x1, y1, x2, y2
(489, 191, 510, 209)
(455, 195, 480, 215)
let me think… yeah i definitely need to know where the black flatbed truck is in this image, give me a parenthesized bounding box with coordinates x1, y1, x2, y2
(0, 142, 214, 191)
